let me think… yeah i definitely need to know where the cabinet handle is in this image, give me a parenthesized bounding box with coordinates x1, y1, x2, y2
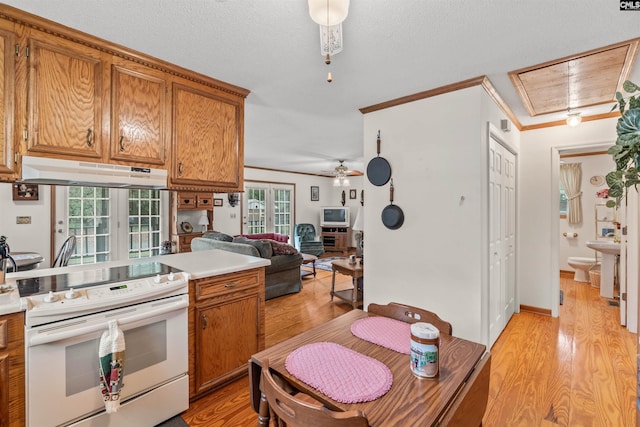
(14, 44, 19, 57)
(119, 135, 125, 151)
(178, 161, 183, 176)
(86, 129, 93, 147)
(202, 313, 207, 329)
(224, 283, 238, 289)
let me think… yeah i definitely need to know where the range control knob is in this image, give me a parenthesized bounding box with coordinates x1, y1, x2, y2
(65, 288, 78, 299)
(168, 272, 176, 281)
(154, 274, 162, 284)
(44, 291, 58, 303)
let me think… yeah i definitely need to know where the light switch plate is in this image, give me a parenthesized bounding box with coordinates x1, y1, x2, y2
(16, 216, 31, 224)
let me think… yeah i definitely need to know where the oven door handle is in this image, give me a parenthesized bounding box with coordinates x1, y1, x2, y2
(28, 298, 188, 346)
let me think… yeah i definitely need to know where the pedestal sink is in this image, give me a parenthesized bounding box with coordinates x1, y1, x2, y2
(586, 240, 620, 299)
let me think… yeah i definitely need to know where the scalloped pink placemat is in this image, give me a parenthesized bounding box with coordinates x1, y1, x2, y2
(350, 317, 411, 354)
(285, 342, 393, 403)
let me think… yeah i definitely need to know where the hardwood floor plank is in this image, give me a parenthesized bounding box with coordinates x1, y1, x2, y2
(181, 271, 637, 426)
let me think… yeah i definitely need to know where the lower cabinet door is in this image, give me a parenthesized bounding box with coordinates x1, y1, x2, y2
(194, 294, 260, 394)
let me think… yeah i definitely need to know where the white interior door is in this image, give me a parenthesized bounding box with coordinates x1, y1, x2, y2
(242, 182, 295, 240)
(488, 135, 517, 347)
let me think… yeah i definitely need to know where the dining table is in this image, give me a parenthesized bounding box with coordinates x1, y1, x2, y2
(249, 309, 491, 426)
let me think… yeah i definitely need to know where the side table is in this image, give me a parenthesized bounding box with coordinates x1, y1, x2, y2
(300, 253, 317, 278)
(330, 258, 363, 308)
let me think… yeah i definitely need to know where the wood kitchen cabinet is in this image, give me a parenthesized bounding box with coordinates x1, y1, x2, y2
(23, 28, 105, 160)
(170, 80, 247, 192)
(109, 57, 168, 166)
(170, 191, 214, 253)
(0, 311, 25, 427)
(0, 4, 249, 186)
(188, 268, 265, 399)
(0, 24, 15, 180)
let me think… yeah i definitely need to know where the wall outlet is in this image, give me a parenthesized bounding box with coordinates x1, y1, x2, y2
(16, 216, 31, 224)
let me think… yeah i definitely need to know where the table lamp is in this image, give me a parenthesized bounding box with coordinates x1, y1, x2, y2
(198, 212, 209, 232)
(352, 206, 364, 260)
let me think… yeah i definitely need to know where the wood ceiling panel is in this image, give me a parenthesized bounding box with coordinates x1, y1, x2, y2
(509, 39, 639, 116)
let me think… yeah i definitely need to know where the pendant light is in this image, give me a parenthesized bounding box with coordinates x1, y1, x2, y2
(566, 60, 582, 127)
(308, 0, 349, 82)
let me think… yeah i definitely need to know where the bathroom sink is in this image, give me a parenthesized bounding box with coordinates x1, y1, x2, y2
(586, 240, 621, 255)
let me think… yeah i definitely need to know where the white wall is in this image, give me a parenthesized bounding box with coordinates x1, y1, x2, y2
(213, 168, 364, 245)
(362, 85, 519, 344)
(0, 183, 52, 266)
(558, 153, 616, 272)
(519, 118, 618, 316)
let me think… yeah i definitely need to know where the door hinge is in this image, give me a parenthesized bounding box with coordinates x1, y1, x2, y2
(25, 46, 29, 58)
(622, 292, 627, 302)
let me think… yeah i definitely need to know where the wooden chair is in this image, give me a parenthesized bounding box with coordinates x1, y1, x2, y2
(367, 302, 453, 335)
(52, 235, 76, 268)
(259, 359, 369, 427)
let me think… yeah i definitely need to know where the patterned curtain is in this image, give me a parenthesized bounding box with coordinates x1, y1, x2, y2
(560, 163, 582, 224)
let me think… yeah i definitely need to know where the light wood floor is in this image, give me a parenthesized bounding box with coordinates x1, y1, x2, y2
(182, 270, 637, 426)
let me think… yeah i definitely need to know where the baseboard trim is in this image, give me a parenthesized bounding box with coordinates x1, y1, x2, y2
(559, 270, 574, 278)
(520, 305, 552, 316)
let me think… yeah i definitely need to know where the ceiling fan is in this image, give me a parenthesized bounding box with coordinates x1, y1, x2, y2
(322, 160, 359, 177)
(322, 160, 359, 187)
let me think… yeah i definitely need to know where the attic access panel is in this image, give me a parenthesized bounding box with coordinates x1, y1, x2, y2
(509, 39, 640, 117)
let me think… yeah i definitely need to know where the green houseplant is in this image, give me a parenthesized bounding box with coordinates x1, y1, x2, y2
(606, 80, 640, 208)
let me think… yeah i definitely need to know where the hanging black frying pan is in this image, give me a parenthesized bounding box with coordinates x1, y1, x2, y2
(367, 130, 391, 186)
(381, 179, 404, 230)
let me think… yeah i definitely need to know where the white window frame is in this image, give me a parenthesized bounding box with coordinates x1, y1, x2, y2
(243, 181, 295, 240)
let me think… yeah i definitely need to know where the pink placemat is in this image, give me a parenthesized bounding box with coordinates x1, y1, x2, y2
(350, 317, 411, 354)
(285, 342, 393, 403)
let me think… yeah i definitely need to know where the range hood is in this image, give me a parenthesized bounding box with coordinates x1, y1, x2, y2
(20, 156, 168, 189)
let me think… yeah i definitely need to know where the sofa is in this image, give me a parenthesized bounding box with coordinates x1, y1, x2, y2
(191, 231, 303, 300)
(234, 233, 289, 243)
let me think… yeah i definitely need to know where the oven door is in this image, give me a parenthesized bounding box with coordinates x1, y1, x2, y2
(26, 294, 188, 427)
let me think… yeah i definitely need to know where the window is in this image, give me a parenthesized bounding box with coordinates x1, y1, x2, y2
(243, 182, 295, 239)
(560, 184, 568, 217)
(56, 186, 168, 265)
(128, 189, 163, 259)
(67, 187, 110, 265)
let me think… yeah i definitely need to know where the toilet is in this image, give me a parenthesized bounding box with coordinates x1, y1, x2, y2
(567, 257, 600, 282)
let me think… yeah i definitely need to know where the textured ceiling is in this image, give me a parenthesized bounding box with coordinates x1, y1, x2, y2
(4, 0, 640, 175)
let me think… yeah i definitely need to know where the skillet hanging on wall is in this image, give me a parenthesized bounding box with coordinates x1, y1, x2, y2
(381, 179, 404, 230)
(366, 130, 392, 186)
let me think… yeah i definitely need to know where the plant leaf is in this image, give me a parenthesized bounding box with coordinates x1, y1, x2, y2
(617, 109, 640, 139)
(623, 80, 640, 93)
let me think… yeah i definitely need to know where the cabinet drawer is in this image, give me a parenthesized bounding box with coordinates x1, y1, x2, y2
(194, 269, 261, 302)
(197, 196, 212, 209)
(178, 233, 200, 245)
(178, 194, 197, 209)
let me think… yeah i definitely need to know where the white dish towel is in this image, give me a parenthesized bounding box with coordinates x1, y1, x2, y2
(99, 320, 126, 413)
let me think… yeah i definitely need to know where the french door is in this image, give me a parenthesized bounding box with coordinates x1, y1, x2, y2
(54, 186, 169, 264)
(242, 182, 294, 240)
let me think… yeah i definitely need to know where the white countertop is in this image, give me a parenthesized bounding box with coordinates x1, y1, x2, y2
(0, 249, 270, 316)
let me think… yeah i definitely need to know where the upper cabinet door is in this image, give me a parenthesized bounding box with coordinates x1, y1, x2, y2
(110, 59, 167, 166)
(171, 82, 243, 190)
(26, 30, 104, 159)
(0, 26, 15, 177)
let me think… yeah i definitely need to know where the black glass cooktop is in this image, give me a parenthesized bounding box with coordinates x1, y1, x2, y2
(16, 262, 181, 297)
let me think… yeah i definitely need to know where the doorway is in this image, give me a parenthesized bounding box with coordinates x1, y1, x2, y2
(242, 181, 295, 240)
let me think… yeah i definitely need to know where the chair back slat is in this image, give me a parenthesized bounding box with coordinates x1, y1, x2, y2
(260, 359, 369, 427)
(367, 302, 453, 335)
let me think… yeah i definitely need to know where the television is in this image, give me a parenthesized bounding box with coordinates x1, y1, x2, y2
(320, 207, 350, 227)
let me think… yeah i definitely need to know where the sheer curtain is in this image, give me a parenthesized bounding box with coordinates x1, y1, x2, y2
(560, 163, 582, 224)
